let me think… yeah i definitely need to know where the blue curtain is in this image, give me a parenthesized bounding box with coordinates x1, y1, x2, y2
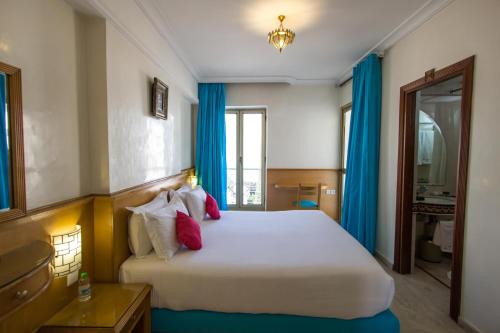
(0, 73, 10, 209)
(195, 83, 227, 210)
(341, 54, 382, 254)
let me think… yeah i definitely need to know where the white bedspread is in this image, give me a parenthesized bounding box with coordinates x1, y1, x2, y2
(119, 210, 394, 319)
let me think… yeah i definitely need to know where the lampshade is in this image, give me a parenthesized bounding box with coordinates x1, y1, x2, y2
(51, 225, 82, 278)
(268, 15, 295, 53)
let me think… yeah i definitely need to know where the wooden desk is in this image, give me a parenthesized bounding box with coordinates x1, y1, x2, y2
(39, 283, 151, 333)
(274, 183, 328, 190)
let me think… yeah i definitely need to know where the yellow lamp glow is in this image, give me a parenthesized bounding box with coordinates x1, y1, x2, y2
(51, 225, 82, 278)
(188, 175, 198, 188)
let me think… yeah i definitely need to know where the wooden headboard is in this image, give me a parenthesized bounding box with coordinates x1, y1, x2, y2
(93, 169, 192, 282)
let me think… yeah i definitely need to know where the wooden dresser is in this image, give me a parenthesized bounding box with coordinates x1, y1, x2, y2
(39, 284, 151, 333)
(0, 240, 53, 321)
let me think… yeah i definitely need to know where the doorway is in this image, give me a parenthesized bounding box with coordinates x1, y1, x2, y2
(393, 57, 474, 320)
(225, 109, 266, 210)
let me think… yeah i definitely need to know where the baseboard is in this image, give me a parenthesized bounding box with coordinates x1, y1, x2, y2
(374, 250, 394, 268)
(458, 318, 483, 333)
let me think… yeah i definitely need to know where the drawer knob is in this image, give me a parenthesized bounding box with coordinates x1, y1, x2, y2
(15, 290, 29, 300)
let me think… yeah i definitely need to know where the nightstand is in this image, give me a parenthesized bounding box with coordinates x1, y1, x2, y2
(40, 283, 151, 333)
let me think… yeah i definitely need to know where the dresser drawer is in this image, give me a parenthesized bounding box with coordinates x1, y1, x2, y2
(0, 264, 52, 319)
(120, 295, 148, 333)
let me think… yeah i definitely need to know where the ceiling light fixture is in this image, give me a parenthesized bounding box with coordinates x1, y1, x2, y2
(268, 15, 295, 53)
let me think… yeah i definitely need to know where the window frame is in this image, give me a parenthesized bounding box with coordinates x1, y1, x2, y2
(339, 103, 352, 221)
(226, 108, 267, 211)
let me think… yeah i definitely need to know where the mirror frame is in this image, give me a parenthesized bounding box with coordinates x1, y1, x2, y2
(0, 61, 26, 222)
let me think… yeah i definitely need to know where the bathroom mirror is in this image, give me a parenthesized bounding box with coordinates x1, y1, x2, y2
(415, 75, 462, 190)
(416, 110, 446, 185)
(0, 61, 26, 222)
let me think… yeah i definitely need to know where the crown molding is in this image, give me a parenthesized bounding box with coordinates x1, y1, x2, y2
(134, 0, 200, 80)
(84, 0, 198, 102)
(335, 0, 455, 85)
(200, 76, 336, 86)
(75, 0, 454, 88)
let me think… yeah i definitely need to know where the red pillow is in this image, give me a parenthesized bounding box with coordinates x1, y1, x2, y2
(205, 193, 221, 219)
(176, 211, 202, 250)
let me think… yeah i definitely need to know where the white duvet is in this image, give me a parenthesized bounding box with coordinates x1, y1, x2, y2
(120, 210, 394, 319)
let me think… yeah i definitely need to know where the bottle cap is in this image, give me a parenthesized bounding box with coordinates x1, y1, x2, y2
(80, 272, 88, 279)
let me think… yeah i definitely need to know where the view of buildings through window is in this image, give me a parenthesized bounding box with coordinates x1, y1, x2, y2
(226, 110, 265, 208)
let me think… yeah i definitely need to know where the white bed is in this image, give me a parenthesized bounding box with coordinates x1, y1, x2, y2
(120, 210, 394, 319)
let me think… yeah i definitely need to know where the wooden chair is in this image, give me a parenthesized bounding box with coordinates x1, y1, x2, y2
(293, 183, 322, 210)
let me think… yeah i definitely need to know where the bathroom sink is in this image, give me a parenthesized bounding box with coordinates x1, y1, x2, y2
(415, 196, 456, 206)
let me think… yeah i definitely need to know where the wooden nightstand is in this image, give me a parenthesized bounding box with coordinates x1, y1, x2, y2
(40, 283, 151, 333)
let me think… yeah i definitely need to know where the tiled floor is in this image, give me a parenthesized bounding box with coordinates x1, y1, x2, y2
(416, 256, 452, 288)
(381, 262, 466, 333)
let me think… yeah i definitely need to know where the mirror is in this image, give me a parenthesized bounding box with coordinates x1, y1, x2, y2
(0, 61, 26, 222)
(414, 75, 462, 194)
(0, 72, 11, 211)
(416, 110, 446, 185)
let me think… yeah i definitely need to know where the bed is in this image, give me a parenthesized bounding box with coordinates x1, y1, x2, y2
(120, 210, 399, 333)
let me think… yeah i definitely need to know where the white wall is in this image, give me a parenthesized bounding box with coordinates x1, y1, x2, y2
(0, 0, 90, 209)
(106, 22, 194, 191)
(225, 83, 340, 169)
(378, 0, 500, 331)
(84, 0, 197, 192)
(0, 0, 197, 205)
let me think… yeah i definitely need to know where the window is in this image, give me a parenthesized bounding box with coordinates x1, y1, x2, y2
(340, 103, 352, 219)
(225, 109, 266, 210)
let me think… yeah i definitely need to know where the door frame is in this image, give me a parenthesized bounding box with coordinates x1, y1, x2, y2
(393, 56, 474, 321)
(226, 108, 267, 210)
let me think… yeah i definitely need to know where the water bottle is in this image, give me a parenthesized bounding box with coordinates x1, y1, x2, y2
(78, 272, 91, 302)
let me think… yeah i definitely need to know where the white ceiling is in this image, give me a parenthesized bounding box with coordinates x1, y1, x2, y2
(138, 0, 453, 84)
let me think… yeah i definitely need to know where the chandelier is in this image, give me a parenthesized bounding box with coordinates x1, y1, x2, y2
(268, 15, 295, 53)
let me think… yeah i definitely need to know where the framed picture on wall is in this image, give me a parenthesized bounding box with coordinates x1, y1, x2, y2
(152, 77, 168, 119)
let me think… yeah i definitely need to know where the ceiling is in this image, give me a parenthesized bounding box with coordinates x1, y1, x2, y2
(139, 0, 452, 84)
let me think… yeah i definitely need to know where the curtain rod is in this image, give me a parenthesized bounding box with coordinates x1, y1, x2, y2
(338, 54, 384, 88)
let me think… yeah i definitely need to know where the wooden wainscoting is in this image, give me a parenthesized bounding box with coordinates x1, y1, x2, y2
(266, 169, 340, 221)
(94, 168, 193, 283)
(0, 196, 94, 333)
(0, 168, 193, 333)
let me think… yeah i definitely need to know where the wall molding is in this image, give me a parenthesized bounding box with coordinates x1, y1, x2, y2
(26, 168, 195, 215)
(335, 0, 455, 85)
(267, 168, 341, 172)
(458, 318, 484, 333)
(77, 0, 454, 86)
(107, 168, 194, 198)
(83, 0, 198, 102)
(134, 0, 200, 80)
(375, 250, 394, 268)
(200, 75, 336, 86)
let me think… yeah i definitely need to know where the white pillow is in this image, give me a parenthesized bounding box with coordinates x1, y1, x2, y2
(168, 185, 192, 202)
(184, 186, 207, 223)
(126, 191, 168, 257)
(143, 195, 189, 260)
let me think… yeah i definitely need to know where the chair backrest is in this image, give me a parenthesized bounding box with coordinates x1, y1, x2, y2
(296, 183, 321, 209)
